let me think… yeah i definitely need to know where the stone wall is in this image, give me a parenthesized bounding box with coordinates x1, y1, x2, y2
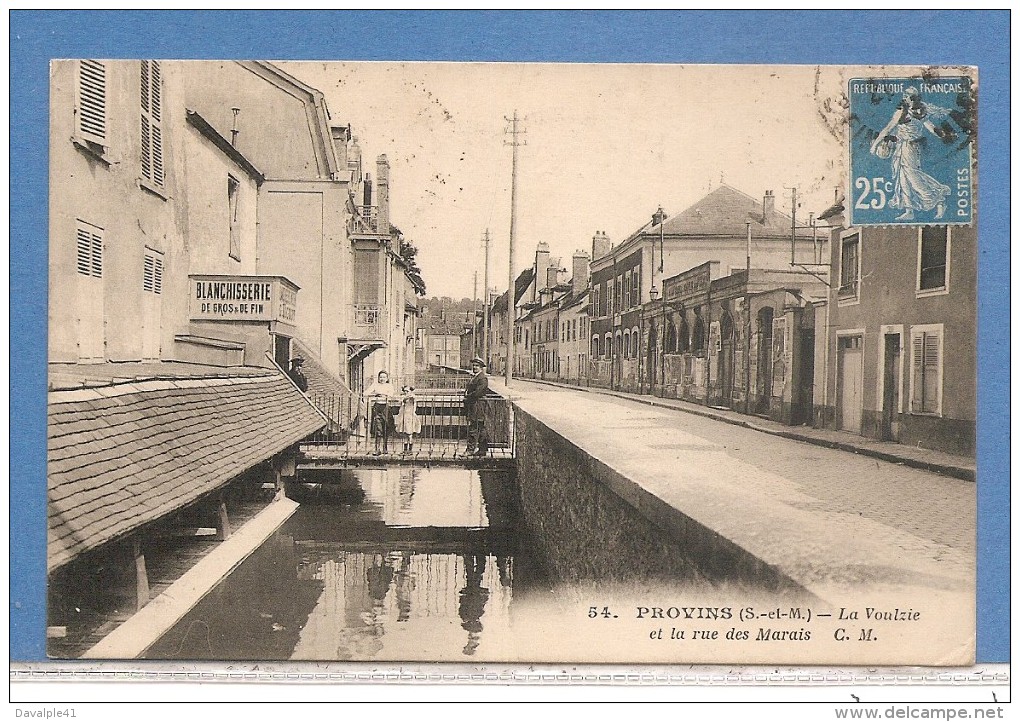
(513, 408, 806, 594)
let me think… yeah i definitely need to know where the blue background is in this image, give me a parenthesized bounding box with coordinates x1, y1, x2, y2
(10, 10, 1010, 663)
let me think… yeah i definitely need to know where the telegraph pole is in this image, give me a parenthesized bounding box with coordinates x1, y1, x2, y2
(788, 186, 798, 266)
(472, 270, 478, 358)
(504, 110, 525, 385)
(482, 228, 491, 365)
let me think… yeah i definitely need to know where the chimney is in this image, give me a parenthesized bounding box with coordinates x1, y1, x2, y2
(330, 125, 351, 174)
(546, 259, 562, 290)
(533, 242, 551, 301)
(763, 190, 775, 223)
(363, 173, 373, 208)
(348, 136, 363, 184)
(572, 249, 590, 296)
(591, 231, 611, 261)
(376, 154, 390, 236)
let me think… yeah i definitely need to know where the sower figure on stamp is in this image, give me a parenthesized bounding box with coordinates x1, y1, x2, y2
(870, 87, 953, 221)
(464, 357, 489, 458)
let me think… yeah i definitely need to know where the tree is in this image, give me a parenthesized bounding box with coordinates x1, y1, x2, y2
(397, 236, 426, 296)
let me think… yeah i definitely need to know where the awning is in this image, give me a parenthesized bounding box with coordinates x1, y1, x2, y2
(47, 369, 325, 572)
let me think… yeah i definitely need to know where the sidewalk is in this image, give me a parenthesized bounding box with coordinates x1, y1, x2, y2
(514, 378, 975, 482)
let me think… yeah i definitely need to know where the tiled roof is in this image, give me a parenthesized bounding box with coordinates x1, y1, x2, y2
(491, 268, 535, 314)
(652, 185, 812, 238)
(559, 288, 589, 312)
(47, 371, 325, 572)
(293, 339, 353, 400)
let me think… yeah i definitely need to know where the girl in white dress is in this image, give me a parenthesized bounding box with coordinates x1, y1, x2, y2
(395, 386, 422, 454)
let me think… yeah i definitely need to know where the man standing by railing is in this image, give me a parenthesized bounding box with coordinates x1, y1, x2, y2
(464, 357, 489, 457)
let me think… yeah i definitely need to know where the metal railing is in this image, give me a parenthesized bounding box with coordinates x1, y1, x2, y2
(303, 392, 514, 458)
(354, 306, 381, 325)
(409, 370, 472, 390)
(355, 205, 380, 233)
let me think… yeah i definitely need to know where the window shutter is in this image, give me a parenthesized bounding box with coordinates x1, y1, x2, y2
(143, 250, 164, 295)
(910, 333, 924, 412)
(150, 61, 162, 123)
(140, 60, 164, 188)
(143, 254, 154, 292)
(76, 228, 92, 276)
(78, 60, 107, 141)
(153, 255, 163, 295)
(923, 333, 940, 413)
(140, 114, 152, 180)
(76, 224, 103, 278)
(151, 123, 164, 186)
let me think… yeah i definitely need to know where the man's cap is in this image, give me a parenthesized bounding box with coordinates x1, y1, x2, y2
(470, 357, 486, 367)
(291, 356, 304, 364)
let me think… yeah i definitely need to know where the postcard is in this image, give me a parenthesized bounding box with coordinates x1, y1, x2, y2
(43, 60, 977, 667)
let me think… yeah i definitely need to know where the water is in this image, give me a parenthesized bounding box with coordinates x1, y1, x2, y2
(144, 466, 558, 661)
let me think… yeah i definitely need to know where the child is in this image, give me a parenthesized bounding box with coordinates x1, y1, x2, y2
(396, 386, 422, 454)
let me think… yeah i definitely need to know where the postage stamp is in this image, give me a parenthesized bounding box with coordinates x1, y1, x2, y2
(848, 74, 975, 226)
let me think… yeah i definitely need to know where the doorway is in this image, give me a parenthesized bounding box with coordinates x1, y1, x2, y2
(274, 334, 291, 369)
(837, 334, 864, 434)
(646, 322, 657, 392)
(881, 333, 902, 441)
(755, 307, 774, 414)
(719, 312, 734, 404)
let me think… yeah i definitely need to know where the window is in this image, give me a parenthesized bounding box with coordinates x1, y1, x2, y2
(917, 226, 950, 295)
(677, 317, 690, 353)
(632, 267, 640, 305)
(692, 316, 706, 352)
(838, 232, 860, 300)
(623, 330, 631, 358)
(591, 336, 599, 358)
(76, 60, 107, 147)
(909, 325, 943, 415)
(623, 271, 632, 309)
(605, 333, 612, 359)
(75, 220, 105, 361)
(228, 175, 241, 261)
(140, 60, 165, 191)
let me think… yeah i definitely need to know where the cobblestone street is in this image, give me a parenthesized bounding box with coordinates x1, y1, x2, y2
(503, 379, 975, 605)
(514, 380, 975, 555)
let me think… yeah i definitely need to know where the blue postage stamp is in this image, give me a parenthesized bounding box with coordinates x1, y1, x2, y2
(848, 75, 975, 226)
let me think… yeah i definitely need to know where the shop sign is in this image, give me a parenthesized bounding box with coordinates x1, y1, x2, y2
(189, 275, 299, 325)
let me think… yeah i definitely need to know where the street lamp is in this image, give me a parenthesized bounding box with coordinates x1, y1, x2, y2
(650, 206, 667, 393)
(652, 206, 667, 275)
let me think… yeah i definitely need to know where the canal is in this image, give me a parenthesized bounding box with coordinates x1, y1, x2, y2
(141, 461, 805, 663)
(143, 465, 562, 662)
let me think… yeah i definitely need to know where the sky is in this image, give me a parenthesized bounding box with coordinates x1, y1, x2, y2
(284, 62, 851, 299)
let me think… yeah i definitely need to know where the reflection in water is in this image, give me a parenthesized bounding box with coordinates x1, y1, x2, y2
(145, 466, 545, 661)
